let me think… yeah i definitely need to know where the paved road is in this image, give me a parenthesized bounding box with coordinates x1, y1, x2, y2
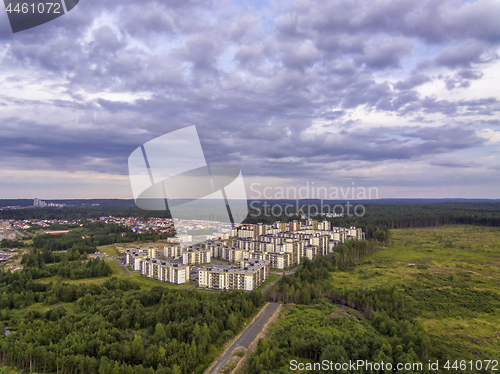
(14, 229, 27, 238)
(260, 274, 282, 294)
(260, 268, 298, 294)
(209, 302, 280, 374)
(115, 260, 131, 275)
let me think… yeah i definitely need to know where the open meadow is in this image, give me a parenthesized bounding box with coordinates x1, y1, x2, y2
(329, 225, 500, 358)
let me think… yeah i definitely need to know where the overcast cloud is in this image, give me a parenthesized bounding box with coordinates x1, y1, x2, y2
(0, 0, 499, 199)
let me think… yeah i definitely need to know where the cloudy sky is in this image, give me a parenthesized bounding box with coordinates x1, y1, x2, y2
(0, 0, 499, 200)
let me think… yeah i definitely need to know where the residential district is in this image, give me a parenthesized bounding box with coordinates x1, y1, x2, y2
(122, 220, 364, 291)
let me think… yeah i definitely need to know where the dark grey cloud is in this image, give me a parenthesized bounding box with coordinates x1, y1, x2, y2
(0, 0, 499, 198)
(435, 42, 491, 68)
(457, 69, 483, 80)
(430, 160, 480, 168)
(444, 69, 485, 91)
(357, 38, 413, 69)
(276, 0, 500, 44)
(376, 90, 420, 112)
(227, 123, 487, 181)
(394, 73, 430, 90)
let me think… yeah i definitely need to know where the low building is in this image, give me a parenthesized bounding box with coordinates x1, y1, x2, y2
(43, 230, 70, 235)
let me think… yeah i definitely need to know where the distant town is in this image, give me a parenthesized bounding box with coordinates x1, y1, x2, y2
(0, 198, 101, 210)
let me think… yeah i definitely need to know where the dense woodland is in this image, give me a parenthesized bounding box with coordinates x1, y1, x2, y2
(246, 201, 500, 228)
(0, 277, 264, 373)
(2, 222, 172, 252)
(247, 239, 437, 374)
(32, 222, 173, 247)
(0, 239, 25, 249)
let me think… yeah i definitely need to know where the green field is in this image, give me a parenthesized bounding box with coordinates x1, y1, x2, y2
(329, 225, 500, 358)
(246, 225, 500, 373)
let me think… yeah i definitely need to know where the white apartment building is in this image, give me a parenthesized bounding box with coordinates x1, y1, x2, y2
(237, 226, 254, 238)
(141, 259, 189, 284)
(163, 245, 183, 259)
(209, 221, 364, 269)
(182, 247, 211, 265)
(123, 246, 158, 258)
(123, 250, 189, 284)
(198, 260, 270, 291)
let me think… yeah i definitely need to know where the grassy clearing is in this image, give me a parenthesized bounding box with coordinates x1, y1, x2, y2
(37, 275, 110, 285)
(23, 301, 76, 314)
(96, 244, 120, 257)
(0, 366, 35, 374)
(330, 225, 500, 358)
(98, 240, 171, 257)
(35, 261, 191, 290)
(107, 261, 192, 290)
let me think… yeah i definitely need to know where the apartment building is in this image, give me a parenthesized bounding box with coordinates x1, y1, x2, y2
(163, 245, 183, 259)
(198, 260, 270, 291)
(123, 246, 159, 258)
(237, 226, 254, 238)
(182, 247, 211, 265)
(123, 249, 142, 267)
(216, 220, 365, 269)
(205, 242, 246, 262)
(141, 258, 189, 284)
(123, 250, 189, 284)
(247, 251, 293, 269)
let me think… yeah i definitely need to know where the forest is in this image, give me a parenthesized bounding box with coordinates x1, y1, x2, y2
(0, 277, 264, 373)
(30, 222, 173, 250)
(245, 201, 500, 228)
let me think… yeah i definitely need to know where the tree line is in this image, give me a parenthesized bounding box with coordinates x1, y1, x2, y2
(246, 201, 500, 230)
